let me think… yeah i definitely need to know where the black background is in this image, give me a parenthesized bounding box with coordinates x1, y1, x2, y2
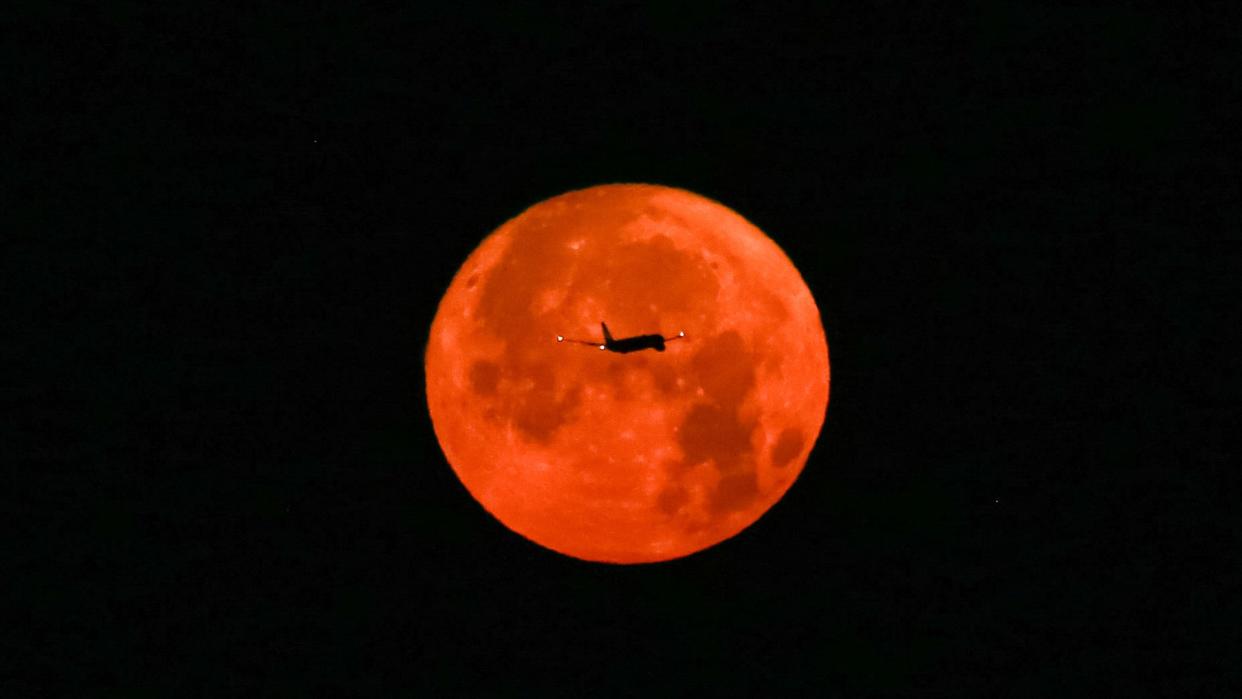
(10, 2, 1238, 695)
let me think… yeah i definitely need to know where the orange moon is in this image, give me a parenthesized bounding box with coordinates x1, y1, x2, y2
(425, 184, 830, 563)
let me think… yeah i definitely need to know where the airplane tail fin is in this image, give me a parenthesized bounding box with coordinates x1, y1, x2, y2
(601, 322, 614, 344)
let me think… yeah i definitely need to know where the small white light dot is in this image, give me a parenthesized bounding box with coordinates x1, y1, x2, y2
(557, 335, 564, 342)
(599, 345, 605, 350)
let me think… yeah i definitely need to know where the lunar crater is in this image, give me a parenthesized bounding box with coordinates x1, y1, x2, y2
(770, 427, 806, 469)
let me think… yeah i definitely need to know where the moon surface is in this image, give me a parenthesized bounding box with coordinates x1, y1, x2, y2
(425, 184, 830, 563)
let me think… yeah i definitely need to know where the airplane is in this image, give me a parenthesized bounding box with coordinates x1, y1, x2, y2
(557, 322, 686, 353)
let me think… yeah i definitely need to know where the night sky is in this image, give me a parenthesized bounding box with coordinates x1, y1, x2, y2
(11, 3, 1237, 695)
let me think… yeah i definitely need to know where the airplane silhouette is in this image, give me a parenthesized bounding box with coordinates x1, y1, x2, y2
(557, 322, 686, 353)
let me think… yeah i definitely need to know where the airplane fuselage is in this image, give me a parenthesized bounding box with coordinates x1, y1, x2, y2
(605, 334, 666, 353)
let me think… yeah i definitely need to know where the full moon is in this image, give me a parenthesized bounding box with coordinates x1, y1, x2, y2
(425, 184, 830, 563)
